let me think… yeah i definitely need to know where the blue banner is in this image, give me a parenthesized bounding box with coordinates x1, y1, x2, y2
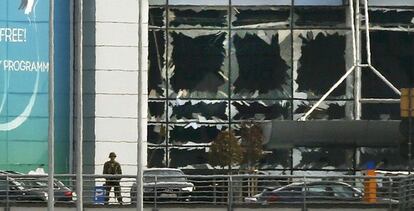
(0, 0, 70, 173)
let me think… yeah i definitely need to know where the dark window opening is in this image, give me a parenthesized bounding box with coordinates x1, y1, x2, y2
(296, 32, 346, 97)
(368, 9, 414, 27)
(170, 32, 227, 93)
(170, 125, 226, 145)
(148, 148, 166, 168)
(232, 8, 290, 27)
(294, 7, 346, 27)
(169, 148, 209, 168)
(170, 9, 227, 27)
(149, 30, 165, 97)
(233, 33, 290, 94)
(294, 101, 345, 120)
(148, 125, 166, 145)
(149, 7, 165, 27)
(293, 147, 353, 170)
(361, 104, 400, 120)
(170, 101, 228, 121)
(362, 31, 414, 98)
(232, 101, 290, 120)
(149, 101, 165, 120)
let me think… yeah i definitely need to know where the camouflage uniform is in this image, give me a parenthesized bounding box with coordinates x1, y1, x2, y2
(103, 159, 123, 203)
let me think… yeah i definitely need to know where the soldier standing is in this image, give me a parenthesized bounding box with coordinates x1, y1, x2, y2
(103, 152, 123, 204)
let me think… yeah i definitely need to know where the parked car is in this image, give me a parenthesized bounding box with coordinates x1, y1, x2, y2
(130, 168, 194, 202)
(244, 181, 398, 204)
(18, 177, 75, 202)
(0, 171, 74, 202)
(0, 171, 48, 202)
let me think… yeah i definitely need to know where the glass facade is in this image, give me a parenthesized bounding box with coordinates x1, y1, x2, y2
(148, 0, 414, 173)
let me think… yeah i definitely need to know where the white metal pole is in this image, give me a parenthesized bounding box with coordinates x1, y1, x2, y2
(354, 0, 362, 120)
(299, 66, 356, 121)
(48, 0, 55, 210)
(137, 0, 144, 210)
(75, 0, 84, 210)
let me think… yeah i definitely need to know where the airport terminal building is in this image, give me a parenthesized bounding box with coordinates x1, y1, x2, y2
(1, 0, 414, 176)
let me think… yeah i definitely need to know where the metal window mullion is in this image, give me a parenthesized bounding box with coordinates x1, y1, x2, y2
(48, 0, 55, 209)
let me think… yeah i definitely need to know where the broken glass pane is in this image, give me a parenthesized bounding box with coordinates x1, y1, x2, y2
(294, 6, 346, 28)
(169, 124, 228, 145)
(293, 147, 354, 170)
(148, 100, 166, 121)
(149, 30, 167, 98)
(231, 100, 292, 121)
(357, 147, 409, 170)
(233, 0, 291, 5)
(150, 0, 165, 6)
(369, 0, 414, 6)
(293, 100, 347, 120)
(169, 0, 228, 6)
(232, 7, 290, 28)
(361, 104, 400, 120)
(294, 30, 349, 99)
(368, 8, 414, 28)
(149, 7, 166, 27)
(148, 147, 166, 168)
(169, 100, 228, 122)
(169, 7, 228, 28)
(258, 149, 291, 169)
(169, 147, 209, 168)
(361, 31, 414, 98)
(231, 30, 292, 99)
(148, 124, 167, 145)
(294, 0, 343, 6)
(168, 30, 229, 98)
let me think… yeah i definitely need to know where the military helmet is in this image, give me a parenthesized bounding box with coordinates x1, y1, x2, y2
(109, 152, 117, 158)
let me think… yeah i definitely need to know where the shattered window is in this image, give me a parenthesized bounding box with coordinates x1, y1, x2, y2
(293, 100, 348, 120)
(232, 7, 291, 28)
(362, 31, 414, 99)
(149, 7, 166, 27)
(148, 124, 167, 145)
(169, 147, 210, 168)
(169, 124, 227, 145)
(231, 100, 291, 121)
(294, 6, 346, 28)
(357, 147, 409, 170)
(168, 31, 229, 98)
(148, 100, 166, 121)
(231, 30, 292, 98)
(169, 100, 228, 122)
(368, 8, 414, 28)
(148, 147, 166, 168)
(149, 0, 412, 172)
(293, 147, 354, 170)
(148, 30, 166, 98)
(294, 30, 349, 99)
(169, 7, 228, 28)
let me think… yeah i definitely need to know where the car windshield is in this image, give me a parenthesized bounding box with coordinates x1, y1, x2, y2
(144, 170, 186, 183)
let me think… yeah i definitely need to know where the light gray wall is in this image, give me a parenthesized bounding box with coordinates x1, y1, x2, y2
(82, 0, 148, 176)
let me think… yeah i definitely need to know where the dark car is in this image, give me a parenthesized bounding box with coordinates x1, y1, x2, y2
(0, 172, 48, 202)
(130, 168, 194, 203)
(245, 181, 398, 204)
(18, 178, 75, 202)
(0, 171, 74, 202)
(245, 181, 363, 203)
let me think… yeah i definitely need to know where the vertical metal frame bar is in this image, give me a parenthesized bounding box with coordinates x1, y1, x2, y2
(137, 0, 144, 210)
(48, 0, 55, 210)
(354, 0, 362, 120)
(75, 0, 84, 209)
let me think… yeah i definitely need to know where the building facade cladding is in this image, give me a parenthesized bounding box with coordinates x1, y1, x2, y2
(144, 0, 414, 174)
(83, 0, 148, 175)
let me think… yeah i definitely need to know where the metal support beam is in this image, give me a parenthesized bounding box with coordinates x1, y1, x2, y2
(354, 0, 362, 120)
(75, 0, 84, 210)
(48, 0, 55, 210)
(136, 0, 144, 210)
